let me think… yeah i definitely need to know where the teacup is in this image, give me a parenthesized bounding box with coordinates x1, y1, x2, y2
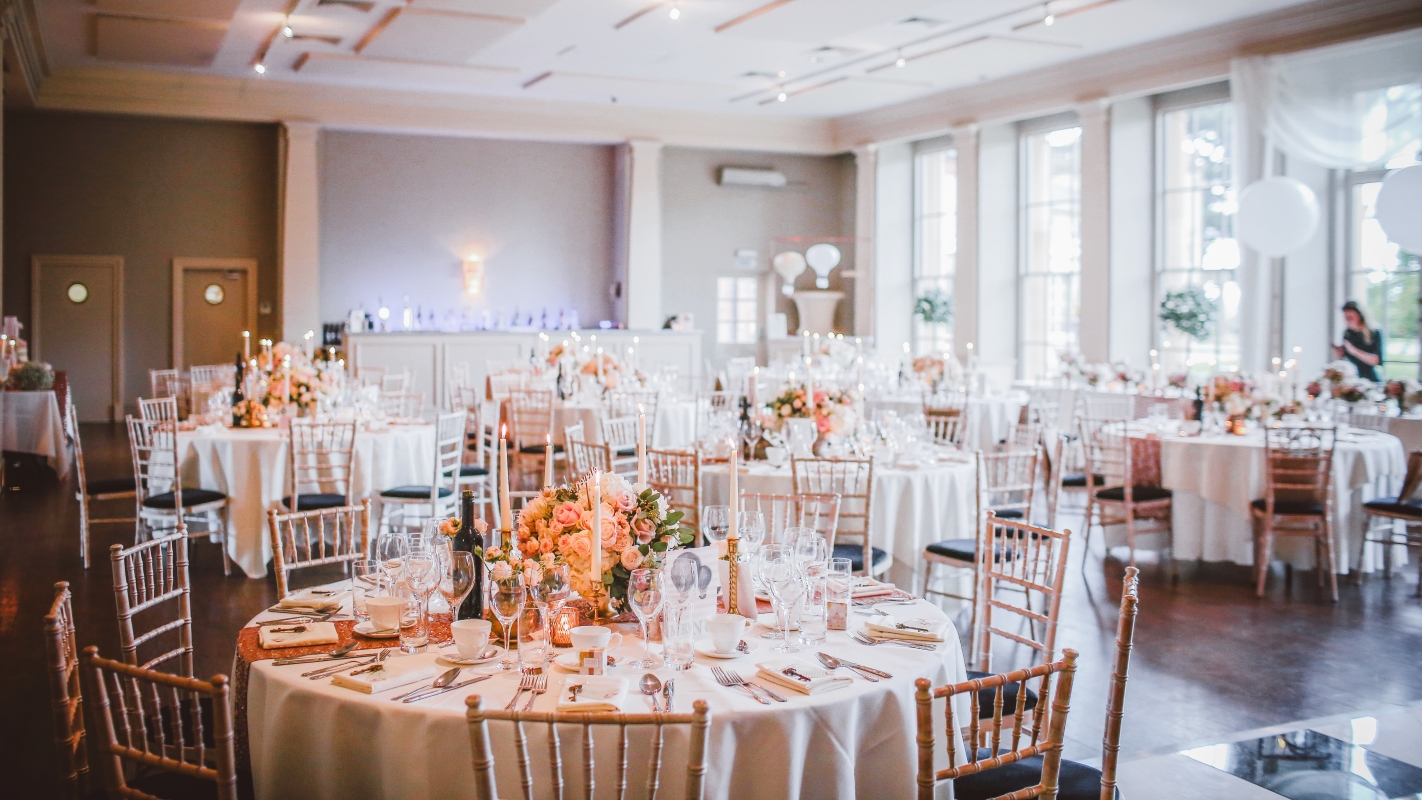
(451, 618, 492, 658)
(366, 596, 402, 632)
(707, 613, 748, 654)
(1179, 420, 1202, 436)
(568, 625, 622, 652)
(764, 446, 788, 467)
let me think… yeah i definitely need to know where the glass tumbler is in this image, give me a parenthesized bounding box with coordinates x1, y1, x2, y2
(398, 587, 428, 653)
(661, 602, 696, 671)
(351, 560, 383, 624)
(800, 573, 828, 645)
(517, 603, 550, 672)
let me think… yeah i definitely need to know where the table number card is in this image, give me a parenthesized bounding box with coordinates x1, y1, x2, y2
(664, 546, 719, 638)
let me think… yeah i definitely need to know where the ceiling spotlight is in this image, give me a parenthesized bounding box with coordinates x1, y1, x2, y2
(1044, 13, 1054, 25)
(282, 24, 294, 38)
(669, 6, 679, 19)
(895, 53, 906, 68)
(254, 62, 266, 74)
(1042, 2, 1054, 25)
(777, 70, 786, 78)
(777, 91, 787, 102)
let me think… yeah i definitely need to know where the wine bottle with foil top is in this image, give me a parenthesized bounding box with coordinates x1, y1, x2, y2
(453, 489, 485, 621)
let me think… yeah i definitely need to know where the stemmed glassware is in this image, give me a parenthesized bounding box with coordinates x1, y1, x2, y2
(399, 544, 440, 652)
(374, 530, 410, 590)
(531, 564, 571, 622)
(627, 568, 664, 669)
(701, 505, 730, 544)
(762, 545, 806, 653)
(489, 577, 524, 672)
(794, 530, 828, 570)
(440, 550, 476, 622)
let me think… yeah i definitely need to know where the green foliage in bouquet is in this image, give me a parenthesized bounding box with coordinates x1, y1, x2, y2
(1160, 287, 1216, 341)
(914, 289, 954, 325)
(6, 361, 54, 391)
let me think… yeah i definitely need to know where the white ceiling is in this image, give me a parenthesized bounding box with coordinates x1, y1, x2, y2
(38, 0, 1313, 118)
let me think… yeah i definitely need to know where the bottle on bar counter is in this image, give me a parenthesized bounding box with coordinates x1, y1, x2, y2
(452, 489, 485, 621)
(231, 353, 246, 427)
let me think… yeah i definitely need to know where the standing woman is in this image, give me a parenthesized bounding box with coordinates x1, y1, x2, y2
(1333, 300, 1383, 381)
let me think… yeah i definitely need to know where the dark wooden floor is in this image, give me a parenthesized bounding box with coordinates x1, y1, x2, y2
(5, 424, 1422, 796)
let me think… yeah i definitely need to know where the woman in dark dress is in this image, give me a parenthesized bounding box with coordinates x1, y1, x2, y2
(1333, 300, 1383, 381)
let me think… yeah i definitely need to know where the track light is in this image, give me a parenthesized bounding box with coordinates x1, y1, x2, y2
(1042, 2, 1054, 25)
(254, 62, 266, 74)
(282, 24, 294, 37)
(895, 51, 906, 68)
(1044, 14, 1054, 25)
(669, 6, 679, 19)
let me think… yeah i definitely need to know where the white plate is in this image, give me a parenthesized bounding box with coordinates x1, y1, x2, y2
(694, 639, 757, 659)
(436, 645, 504, 666)
(552, 652, 621, 672)
(352, 621, 399, 639)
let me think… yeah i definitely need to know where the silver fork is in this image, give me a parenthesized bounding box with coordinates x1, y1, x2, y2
(711, 667, 769, 705)
(521, 673, 547, 712)
(849, 632, 936, 651)
(726, 669, 787, 703)
(505, 673, 536, 710)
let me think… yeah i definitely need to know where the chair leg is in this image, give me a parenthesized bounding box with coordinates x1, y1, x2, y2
(921, 559, 932, 600)
(1322, 518, 1338, 603)
(1383, 522, 1394, 579)
(214, 509, 232, 576)
(1255, 518, 1273, 598)
(1126, 508, 1138, 569)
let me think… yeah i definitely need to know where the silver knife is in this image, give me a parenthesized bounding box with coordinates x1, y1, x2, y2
(403, 675, 492, 703)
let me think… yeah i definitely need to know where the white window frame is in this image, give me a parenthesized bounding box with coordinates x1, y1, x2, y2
(715, 276, 758, 345)
(912, 138, 957, 357)
(1018, 112, 1083, 381)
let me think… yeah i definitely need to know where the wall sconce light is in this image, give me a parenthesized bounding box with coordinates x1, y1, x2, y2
(462, 255, 485, 297)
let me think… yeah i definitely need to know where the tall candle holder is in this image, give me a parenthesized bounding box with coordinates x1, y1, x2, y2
(725, 535, 742, 616)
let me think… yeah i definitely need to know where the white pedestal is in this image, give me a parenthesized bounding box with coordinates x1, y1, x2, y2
(792, 290, 845, 334)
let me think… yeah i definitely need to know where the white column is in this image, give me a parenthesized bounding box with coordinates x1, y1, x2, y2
(873, 143, 913, 357)
(852, 145, 877, 338)
(280, 122, 321, 343)
(953, 125, 980, 364)
(1109, 97, 1155, 368)
(623, 139, 664, 331)
(1078, 100, 1111, 363)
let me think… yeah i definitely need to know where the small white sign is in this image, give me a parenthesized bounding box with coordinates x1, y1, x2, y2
(734, 249, 759, 270)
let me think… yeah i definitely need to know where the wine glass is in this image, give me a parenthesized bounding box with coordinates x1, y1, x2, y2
(762, 547, 806, 653)
(374, 530, 410, 588)
(736, 510, 766, 550)
(702, 505, 730, 544)
(793, 530, 828, 572)
(400, 547, 439, 652)
(489, 577, 524, 672)
(440, 550, 476, 622)
(534, 564, 571, 621)
(627, 568, 664, 669)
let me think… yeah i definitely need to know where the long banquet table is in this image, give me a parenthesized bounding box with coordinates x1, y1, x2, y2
(239, 584, 968, 800)
(177, 422, 435, 578)
(0, 387, 72, 477)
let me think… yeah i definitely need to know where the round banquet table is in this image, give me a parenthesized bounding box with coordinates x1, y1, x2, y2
(865, 391, 1028, 451)
(700, 457, 977, 592)
(1153, 426, 1406, 573)
(238, 585, 968, 800)
(0, 388, 72, 477)
(176, 422, 435, 578)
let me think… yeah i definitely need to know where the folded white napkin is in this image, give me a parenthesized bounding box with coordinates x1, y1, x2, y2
(557, 677, 628, 713)
(755, 657, 852, 696)
(851, 579, 899, 600)
(277, 588, 345, 612)
(257, 621, 340, 650)
(330, 656, 440, 694)
(862, 614, 949, 642)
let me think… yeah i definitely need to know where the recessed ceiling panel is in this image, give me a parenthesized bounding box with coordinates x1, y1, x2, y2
(717, 0, 942, 43)
(294, 53, 518, 90)
(94, 0, 242, 22)
(408, 0, 560, 18)
(868, 35, 1079, 86)
(95, 14, 227, 66)
(769, 76, 930, 115)
(524, 71, 735, 107)
(358, 8, 524, 65)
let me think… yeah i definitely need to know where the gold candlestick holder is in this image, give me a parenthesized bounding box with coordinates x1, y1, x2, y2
(584, 581, 610, 625)
(725, 535, 741, 616)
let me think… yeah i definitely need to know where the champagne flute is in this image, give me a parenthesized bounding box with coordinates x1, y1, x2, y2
(489, 577, 524, 672)
(440, 551, 476, 623)
(627, 568, 664, 669)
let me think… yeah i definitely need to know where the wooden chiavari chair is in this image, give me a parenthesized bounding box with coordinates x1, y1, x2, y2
(565, 424, 615, 482)
(110, 525, 194, 677)
(46, 581, 89, 798)
(187, 364, 232, 388)
(284, 419, 357, 511)
(127, 416, 231, 574)
(1082, 393, 1133, 421)
(1253, 425, 1337, 601)
(1339, 405, 1390, 433)
(924, 388, 969, 415)
(488, 372, 523, 402)
(646, 448, 702, 544)
(738, 492, 841, 545)
(138, 395, 179, 424)
(82, 646, 237, 800)
(1082, 419, 1172, 571)
(466, 695, 711, 800)
(915, 650, 1080, 800)
(791, 456, 887, 577)
(380, 391, 425, 419)
(601, 415, 640, 472)
(1025, 387, 1063, 430)
(72, 402, 136, 569)
(694, 391, 736, 439)
(379, 410, 465, 534)
(1362, 450, 1422, 597)
(451, 385, 494, 518)
(380, 370, 411, 393)
(268, 500, 372, 599)
(608, 390, 660, 441)
(1002, 421, 1044, 453)
(926, 409, 969, 449)
(1044, 431, 1068, 532)
(511, 388, 559, 483)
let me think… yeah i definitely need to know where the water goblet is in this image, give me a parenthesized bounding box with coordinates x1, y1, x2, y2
(701, 505, 730, 544)
(627, 568, 665, 669)
(440, 550, 476, 623)
(489, 577, 524, 672)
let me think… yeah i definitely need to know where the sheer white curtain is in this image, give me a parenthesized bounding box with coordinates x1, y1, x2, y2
(1232, 28, 1422, 169)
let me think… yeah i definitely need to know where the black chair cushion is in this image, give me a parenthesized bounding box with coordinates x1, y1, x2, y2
(954, 750, 1113, 800)
(86, 476, 136, 496)
(965, 671, 1039, 719)
(1061, 473, 1104, 488)
(926, 539, 977, 561)
(142, 489, 227, 509)
(459, 465, 489, 477)
(615, 447, 637, 458)
(1250, 498, 1325, 516)
(993, 508, 1024, 520)
(381, 486, 454, 500)
(1095, 486, 1172, 503)
(518, 444, 564, 455)
(281, 493, 347, 511)
(831, 543, 891, 572)
(1362, 496, 1422, 517)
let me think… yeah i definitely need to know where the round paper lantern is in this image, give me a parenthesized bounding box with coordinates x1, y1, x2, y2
(1375, 165, 1422, 255)
(1236, 177, 1320, 257)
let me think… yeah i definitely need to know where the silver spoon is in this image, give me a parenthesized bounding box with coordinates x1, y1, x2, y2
(393, 667, 462, 701)
(273, 641, 360, 665)
(639, 673, 663, 713)
(816, 651, 879, 682)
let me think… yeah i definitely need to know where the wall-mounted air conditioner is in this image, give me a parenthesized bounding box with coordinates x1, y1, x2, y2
(718, 167, 788, 188)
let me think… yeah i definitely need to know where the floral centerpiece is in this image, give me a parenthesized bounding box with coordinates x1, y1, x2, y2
(231, 397, 274, 428)
(1110, 361, 1143, 386)
(5, 360, 54, 391)
(912, 355, 945, 389)
(1167, 373, 1190, 390)
(1386, 379, 1422, 413)
(763, 386, 859, 437)
(1333, 380, 1374, 404)
(1209, 374, 1255, 419)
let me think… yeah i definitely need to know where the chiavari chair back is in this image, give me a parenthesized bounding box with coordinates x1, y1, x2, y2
(82, 647, 237, 800)
(924, 389, 969, 415)
(110, 525, 194, 677)
(148, 369, 183, 399)
(915, 650, 1079, 800)
(380, 391, 425, 419)
(694, 391, 737, 438)
(1253, 425, 1337, 601)
(791, 457, 886, 576)
(1082, 393, 1133, 422)
(979, 445, 1042, 523)
(126, 416, 231, 574)
(926, 409, 968, 449)
(739, 492, 841, 545)
(488, 372, 524, 402)
(1082, 418, 1172, 570)
(451, 389, 494, 516)
(286, 419, 357, 511)
(378, 411, 466, 533)
(1099, 566, 1140, 798)
(188, 364, 233, 388)
(1339, 405, 1390, 433)
(269, 500, 372, 599)
(46, 582, 88, 798)
(1044, 430, 1068, 531)
(356, 365, 387, 386)
(380, 371, 411, 393)
(609, 389, 660, 423)
(646, 448, 701, 544)
(466, 695, 711, 800)
(566, 436, 615, 483)
(510, 389, 556, 449)
(601, 415, 640, 473)
(975, 514, 1071, 676)
(1002, 421, 1043, 453)
(1362, 449, 1422, 597)
(138, 395, 180, 424)
(72, 401, 136, 569)
(1026, 387, 1063, 429)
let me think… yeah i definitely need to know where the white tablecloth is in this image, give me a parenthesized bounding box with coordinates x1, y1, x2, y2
(177, 424, 435, 578)
(701, 459, 977, 591)
(0, 389, 72, 477)
(1159, 429, 1406, 573)
(243, 590, 967, 800)
(866, 392, 1028, 451)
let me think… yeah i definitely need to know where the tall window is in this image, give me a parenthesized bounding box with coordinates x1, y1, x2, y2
(716, 277, 757, 345)
(1020, 125, 1082, 379)
(1156, 102, 1238, 375)
(913, 147, 957, 356)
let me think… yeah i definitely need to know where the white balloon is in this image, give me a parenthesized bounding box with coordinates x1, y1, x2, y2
(1376, 165, 1422, 255)
(805, 243, 841, 273)
(772, 251, 806, 283)
(1236, 177, 1320, 257)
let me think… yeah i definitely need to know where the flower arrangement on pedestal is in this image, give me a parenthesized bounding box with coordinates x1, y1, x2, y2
(763, 386, 859, 436)
(911, 355, 945, 389)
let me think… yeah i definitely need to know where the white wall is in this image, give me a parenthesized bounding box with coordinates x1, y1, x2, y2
(977, 123, 1019, 384)
(318, 131, 618, 328)
(875, 142, 913, 356)
(1109, 97, 1155, 368)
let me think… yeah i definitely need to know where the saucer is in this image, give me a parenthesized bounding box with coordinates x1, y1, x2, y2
(352, 621, 399, 639)
(756, 613, 798, 631)
(694, 639, 757, 659)
(436, 645, 504, 666)
(552, 652, 620, 672)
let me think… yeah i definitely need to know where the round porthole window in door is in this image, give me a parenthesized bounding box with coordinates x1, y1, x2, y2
(204, 284, 226, 305)
(66, 282, 89, 304)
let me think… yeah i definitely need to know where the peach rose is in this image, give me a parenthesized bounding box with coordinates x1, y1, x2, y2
(549, 520, 564, 535)
(612, 489, 637, 512)
(614, 530, 632, 551)
(541, 537, 556, 554)
(553, 501, 582, 527)
(485, 546, 503, 561)
(600, 516, 618, 547)
(620, 547, 643, 570)
(634, 518, 656, 544)
(558, 534, 572, 551)
(571, 533, 592, 557)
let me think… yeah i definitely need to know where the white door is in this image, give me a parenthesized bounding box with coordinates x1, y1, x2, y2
(32, 256, 123, 422)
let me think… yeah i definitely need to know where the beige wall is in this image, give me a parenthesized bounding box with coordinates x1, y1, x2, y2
(318, 131, 618, 329)
(2, 110, 279, 409)
(660, 146, 856, 366)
